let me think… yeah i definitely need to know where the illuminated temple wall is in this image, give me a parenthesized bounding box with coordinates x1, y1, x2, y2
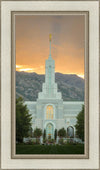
(25, 101, 84, 138)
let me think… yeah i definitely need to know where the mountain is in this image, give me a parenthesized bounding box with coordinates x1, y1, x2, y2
(16, 71, 84, 101)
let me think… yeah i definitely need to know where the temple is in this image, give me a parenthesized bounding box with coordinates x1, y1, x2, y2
(25, 34, 84, 139)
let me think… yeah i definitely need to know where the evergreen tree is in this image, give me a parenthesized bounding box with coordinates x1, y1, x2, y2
(16, 97, 32, 143)
(75, 105, 84, 141)
(43, 129, 46, 140)
(54, 129, 57, 140)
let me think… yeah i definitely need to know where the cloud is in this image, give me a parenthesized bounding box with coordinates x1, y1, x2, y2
(16, 64, 45, 74)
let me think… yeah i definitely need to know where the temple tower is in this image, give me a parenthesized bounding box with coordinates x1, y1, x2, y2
(38, 34, 62, 99)
(36, 35, 64, 136)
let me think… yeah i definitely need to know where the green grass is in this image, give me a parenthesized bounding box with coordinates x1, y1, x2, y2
(16, 144, 84, 154)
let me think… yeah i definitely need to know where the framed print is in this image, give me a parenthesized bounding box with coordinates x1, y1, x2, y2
(1, 0, 99, 170)
(12, 11, 88, 159)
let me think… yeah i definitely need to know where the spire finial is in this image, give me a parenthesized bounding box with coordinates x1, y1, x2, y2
(49, 34, 52, 42)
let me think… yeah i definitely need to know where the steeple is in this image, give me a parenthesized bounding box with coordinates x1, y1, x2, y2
(38, 34, 62, 100)
(49, 34, 52, 59)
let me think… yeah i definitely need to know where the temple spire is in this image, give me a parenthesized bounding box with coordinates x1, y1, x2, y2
(49, 34, 52, 59)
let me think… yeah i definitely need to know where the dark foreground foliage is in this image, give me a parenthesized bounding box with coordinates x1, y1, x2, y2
(75, 105, 84, 141)
(16, 97, 32, 143)
(16, 144, 84, 154)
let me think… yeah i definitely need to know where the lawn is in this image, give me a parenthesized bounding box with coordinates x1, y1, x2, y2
(16, 144, 84, 154)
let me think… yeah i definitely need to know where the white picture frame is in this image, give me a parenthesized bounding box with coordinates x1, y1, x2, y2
(1, 0, 99, 170)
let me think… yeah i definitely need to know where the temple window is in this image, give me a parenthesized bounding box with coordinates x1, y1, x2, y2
(46, 105, 53, 119)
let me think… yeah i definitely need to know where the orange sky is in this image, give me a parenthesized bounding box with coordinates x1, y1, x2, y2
(16, 15, 85, 78)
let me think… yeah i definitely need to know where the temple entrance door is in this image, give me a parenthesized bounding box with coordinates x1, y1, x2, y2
(46, 123, 54, 139)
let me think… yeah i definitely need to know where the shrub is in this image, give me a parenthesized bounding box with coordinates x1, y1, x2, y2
(58, 128, 66, 138)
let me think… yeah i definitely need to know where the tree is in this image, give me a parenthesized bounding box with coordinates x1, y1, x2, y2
(75, 105, 84, 141)
(34, 128, 42, 138)
(58, 128, 66, 138)
(43, 129, 46, 140)
(54, 129, 57, 140)
(16, 97, 32, 143)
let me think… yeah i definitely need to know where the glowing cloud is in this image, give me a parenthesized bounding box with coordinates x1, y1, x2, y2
(16, 65, 22, 68)
(77, 74, 84, 79)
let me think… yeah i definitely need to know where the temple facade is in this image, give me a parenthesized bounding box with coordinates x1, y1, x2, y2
(25, 35, 84, 139)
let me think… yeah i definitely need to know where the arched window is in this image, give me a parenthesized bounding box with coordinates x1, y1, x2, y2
(46, 105, 53, 119)
(46, 123, 54, 139)
(67, 126, 74, 138)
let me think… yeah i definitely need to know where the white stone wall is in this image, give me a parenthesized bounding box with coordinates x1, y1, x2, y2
(25, 101, 84, 138)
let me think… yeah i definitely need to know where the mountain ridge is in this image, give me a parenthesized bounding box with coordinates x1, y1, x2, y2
(16, 71, 84, 101)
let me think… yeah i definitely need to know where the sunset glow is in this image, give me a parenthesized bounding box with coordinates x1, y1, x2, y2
(16, 15, 84, 78)
(77, 74, 84, 79)
(16, 65, 84, 79)
(16, 65, 36, 72)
